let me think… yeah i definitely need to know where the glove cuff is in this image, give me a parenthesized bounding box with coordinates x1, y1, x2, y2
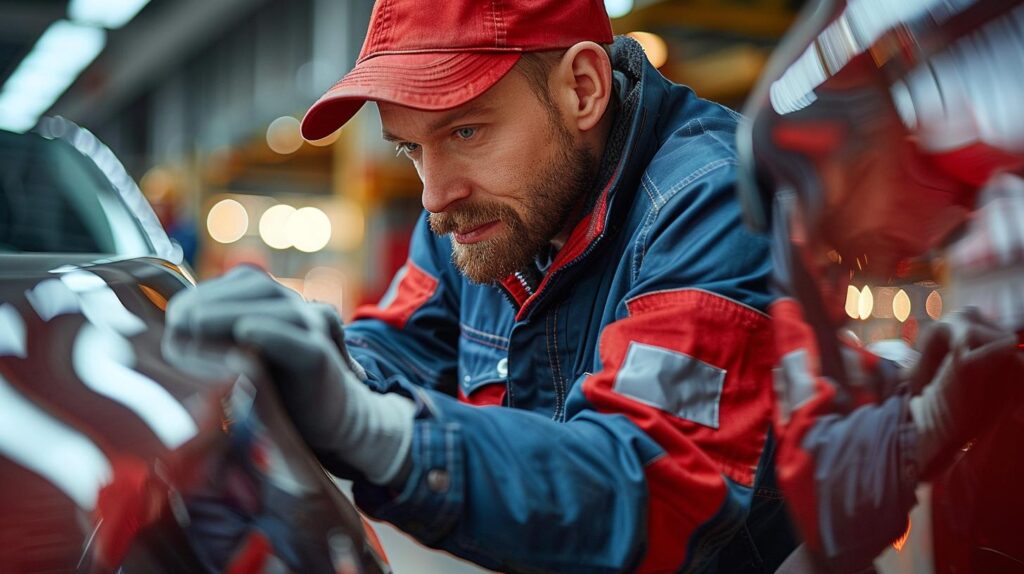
(339, 383, 417, 486)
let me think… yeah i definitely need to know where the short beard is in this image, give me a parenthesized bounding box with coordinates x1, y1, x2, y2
(429, 122, 596, 284)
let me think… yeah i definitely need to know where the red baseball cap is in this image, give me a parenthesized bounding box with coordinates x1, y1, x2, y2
(300, 0, 614, 141)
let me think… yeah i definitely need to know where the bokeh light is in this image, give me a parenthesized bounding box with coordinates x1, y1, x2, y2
(266, 116, 303, 155)
(627, 31, 668, 68)
(893, 289, 911, 322)
(926, 290, 943, 320)
(259, 204, 296, 249)
(604, 0, 634, 19)
(286, 207, 332, 253)
(845, 285, 860, 320)
(858, 286, 874, 320)
(206, 198, 248, 244)
(139, 166, 175, 203)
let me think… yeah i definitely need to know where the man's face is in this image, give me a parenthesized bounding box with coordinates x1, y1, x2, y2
(379, 64, 596, 284)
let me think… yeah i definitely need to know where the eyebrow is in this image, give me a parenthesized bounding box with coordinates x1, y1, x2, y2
(381, 101, 496, 143)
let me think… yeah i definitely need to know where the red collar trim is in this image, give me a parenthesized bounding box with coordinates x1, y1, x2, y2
(510, 163, 622, 320)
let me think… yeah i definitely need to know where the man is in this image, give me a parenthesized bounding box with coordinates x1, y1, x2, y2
(737, 0, 1024, 570)
(167, 1, 794, 571)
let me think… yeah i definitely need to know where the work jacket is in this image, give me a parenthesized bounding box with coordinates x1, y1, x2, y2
(345, 38, 791, 573)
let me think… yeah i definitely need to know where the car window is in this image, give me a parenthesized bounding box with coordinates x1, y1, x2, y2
(0, 131, 154, 256)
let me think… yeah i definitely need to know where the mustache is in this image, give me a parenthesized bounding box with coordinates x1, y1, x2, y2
(428, 202, 518, 235)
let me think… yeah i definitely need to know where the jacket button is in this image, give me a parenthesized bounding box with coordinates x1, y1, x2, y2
(496, 358, 509, 378)
(427, 469, 450, 493)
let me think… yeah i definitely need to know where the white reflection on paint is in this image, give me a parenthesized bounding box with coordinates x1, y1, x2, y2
(25, 279, 81, 321)
(770, 0, 979, 115)
(60, 270, 146, 336)
(0, 372, 112, 510)
(0, 304, 27, 358)
(72, 323, 197, 449)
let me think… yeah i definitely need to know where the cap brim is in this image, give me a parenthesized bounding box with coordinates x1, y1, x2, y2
(300, 51, 522, 141)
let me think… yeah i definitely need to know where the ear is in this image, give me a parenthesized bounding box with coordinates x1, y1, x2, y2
(554, 42, 613, 133)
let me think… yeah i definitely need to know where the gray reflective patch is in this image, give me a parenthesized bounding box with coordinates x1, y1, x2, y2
(779, 350, 816, 413)
(773, 367, 792, 424)
(613, 342, 725, 429)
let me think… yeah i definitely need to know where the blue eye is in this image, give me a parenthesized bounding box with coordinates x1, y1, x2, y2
(396, 142, 420, 156)
(454, 127, 476, 140)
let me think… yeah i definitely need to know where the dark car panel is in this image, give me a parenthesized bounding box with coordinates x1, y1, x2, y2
(0, 255, 388, 573)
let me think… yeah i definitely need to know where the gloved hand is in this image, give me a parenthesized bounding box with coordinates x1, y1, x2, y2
(165, 266, 415, 486)
(909, 309, 1024, 477)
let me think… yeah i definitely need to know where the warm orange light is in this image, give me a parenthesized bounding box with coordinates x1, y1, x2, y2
(858, 286, 874, 320)
(138, 284, 167, 311)
(892, 517, 911, 552)
(893, 289, 911, 323)
(845, 285, 860, 320)
(926, 290, 943, 320)
(626, 32, 668, 69)
(206, 198, 249, 244)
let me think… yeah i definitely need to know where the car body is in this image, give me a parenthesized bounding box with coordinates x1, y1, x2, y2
(0, 120, 388, 573)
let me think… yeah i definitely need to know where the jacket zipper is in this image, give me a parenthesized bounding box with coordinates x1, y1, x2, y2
(514, 270, 535, 297)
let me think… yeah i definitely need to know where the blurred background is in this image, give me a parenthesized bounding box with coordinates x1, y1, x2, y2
(0, 0, 942, 570)
(0, 0, 813, 313)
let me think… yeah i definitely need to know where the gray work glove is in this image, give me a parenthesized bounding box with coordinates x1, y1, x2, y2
(165, 266, 415, 486)
(908, 308, 1024, 477)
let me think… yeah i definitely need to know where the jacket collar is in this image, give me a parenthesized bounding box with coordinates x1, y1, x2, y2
(500, 36, 667, 316)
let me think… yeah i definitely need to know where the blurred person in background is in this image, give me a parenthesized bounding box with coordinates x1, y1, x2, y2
(738, 0, 1024, 571)
(164, 0, 798, 572)
(140, 167, 198, 266)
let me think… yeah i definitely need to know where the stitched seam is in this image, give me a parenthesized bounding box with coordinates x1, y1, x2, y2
(632, 203, 659, 284)
(460, 332, 508, 351)
(625, 286, 771, 319)
(633, 172, 668, 283)
(662, 158, 738, 201)
(642, 170, 668, 208)
(706, 129, 739, 157)
(459, 323, 510, 344)
(544, 311, 562, 421)
(433, 424, 458, 525)
(551, 307, 567, 421)
(492, 0, 505, 47)
(347, 336, 437, 381)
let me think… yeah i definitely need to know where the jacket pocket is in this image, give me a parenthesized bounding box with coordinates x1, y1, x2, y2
(457, 333, 509, 407)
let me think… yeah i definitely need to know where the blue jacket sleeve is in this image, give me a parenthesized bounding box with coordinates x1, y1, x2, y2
(343, 215, 461, 394)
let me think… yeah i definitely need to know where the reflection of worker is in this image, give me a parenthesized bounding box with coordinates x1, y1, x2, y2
(738, 0, 1024, 570)
(165, 0, 797, 571)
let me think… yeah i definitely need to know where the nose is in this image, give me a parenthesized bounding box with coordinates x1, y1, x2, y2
(419, 151, 471, 213)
